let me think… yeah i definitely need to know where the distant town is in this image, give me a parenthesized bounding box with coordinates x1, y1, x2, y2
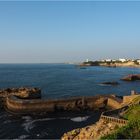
(79, 58, 140, 67)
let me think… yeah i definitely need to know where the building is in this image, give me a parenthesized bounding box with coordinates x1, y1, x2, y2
(136, 59, 140, 64)
(118, 58, 126, 62)
(105, 59, 112, 62)
(100, 60, 105, 62)
(112, 60, 116, 62)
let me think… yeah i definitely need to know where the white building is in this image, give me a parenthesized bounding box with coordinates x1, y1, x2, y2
(100, 60, 105, 62)
(136, 59, 140, 64)
(112, 60, 116, 62)
(105, 59, 112, 62)
(118, 58, 127, 62)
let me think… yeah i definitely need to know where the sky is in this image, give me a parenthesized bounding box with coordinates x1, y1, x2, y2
(0, 1, 140, 63)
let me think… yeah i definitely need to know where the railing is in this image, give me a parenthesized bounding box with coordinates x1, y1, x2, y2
(100, 105, 129, 125)
(100, 114, 128, 125)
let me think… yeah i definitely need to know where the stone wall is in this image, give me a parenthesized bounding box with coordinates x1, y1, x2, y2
(5, 95, 107, 114)
(3, 87, 138, 114)
(107, 96, 122, 109)
(123, 95, 140, 104)
(5, 91, 128, 114)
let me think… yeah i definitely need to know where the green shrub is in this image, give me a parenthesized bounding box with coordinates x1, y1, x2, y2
(123, 105, 140, 121)
(101, 120, 140, 139)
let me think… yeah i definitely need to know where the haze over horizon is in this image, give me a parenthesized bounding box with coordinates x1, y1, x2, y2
(0, 1, 140, 63)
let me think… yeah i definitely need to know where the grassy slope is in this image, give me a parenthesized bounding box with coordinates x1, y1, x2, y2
(101, 105, 140, 139)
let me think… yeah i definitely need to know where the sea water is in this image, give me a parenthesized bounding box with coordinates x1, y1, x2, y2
(0, 64, 140, 138)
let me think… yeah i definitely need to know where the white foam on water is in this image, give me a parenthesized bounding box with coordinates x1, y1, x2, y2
(18, 135, 29, 139)
(22, 116, 32, 121)
(37, 134, 40, 137)
(21, 115, 90, 133)
(22, 116, 55, 133)
(70, 116, 90, 122)
(32, 118, 55, 123)
(22, 116, 35, 133)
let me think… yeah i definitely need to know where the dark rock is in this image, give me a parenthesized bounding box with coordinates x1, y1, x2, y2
(15, 88, 41, 99)
(121, 74, 140, 81)
(101, 81, 120, 86)
(6, 88, 12, 93)
(0, 87, 41, 99)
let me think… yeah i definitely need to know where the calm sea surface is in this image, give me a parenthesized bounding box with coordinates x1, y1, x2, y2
(0, 64, 140, 139)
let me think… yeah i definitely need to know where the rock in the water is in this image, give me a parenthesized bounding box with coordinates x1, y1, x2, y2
(121, 74, 140, 81)
(0, 87, 41, 99)
(101, 81, 120, 86)
(17, 88, 41, 99)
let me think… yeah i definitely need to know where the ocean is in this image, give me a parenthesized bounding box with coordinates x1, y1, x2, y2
(0, 64, 140, 139)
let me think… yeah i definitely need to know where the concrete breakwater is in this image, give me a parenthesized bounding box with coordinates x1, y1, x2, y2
(1, 87, 139, 115)
(6, 95, 107, 114)
(0, 87, 124, 114)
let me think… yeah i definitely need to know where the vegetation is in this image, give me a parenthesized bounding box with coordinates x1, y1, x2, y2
(134, 60, 139, 65)
(83, 61, 100, 66)
(101, 104, 140, 139)
(101, 120, 140, 139)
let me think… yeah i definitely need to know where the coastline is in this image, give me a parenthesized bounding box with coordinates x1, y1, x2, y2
(78, 61, 140, 68)
(0, 65, 140, 139)
(61, 92, 140, 140)
(1, 87, 140, 139)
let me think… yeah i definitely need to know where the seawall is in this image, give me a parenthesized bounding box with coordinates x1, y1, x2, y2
(2, 87, 137, 115)
(107, 96, 122, 109)
(5, 95, 107, 114)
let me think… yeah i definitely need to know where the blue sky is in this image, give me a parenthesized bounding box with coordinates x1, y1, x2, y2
(0, 1, 140, 63)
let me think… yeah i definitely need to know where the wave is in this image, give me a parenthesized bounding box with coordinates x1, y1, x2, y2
(21, 115, 90, 133)
(70, 116, 90, 122)
(21, 116, 55, 133)
(18, 135, 29, 139)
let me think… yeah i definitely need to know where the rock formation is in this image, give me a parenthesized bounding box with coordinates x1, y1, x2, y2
(0, 87, 41, 99)
(101, 81, 120, 86)
(121, 74, 140, 81)
(61, 120, 119, 140)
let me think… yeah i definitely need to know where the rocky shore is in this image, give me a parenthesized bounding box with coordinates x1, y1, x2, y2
(0, 87, 140, 139)
(79, 61, 140, 68)
(0, 87, 41, 99)
(62, 119, 119, 140)
(121, 74, 140, 81)
(61, 91, 140, 140)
